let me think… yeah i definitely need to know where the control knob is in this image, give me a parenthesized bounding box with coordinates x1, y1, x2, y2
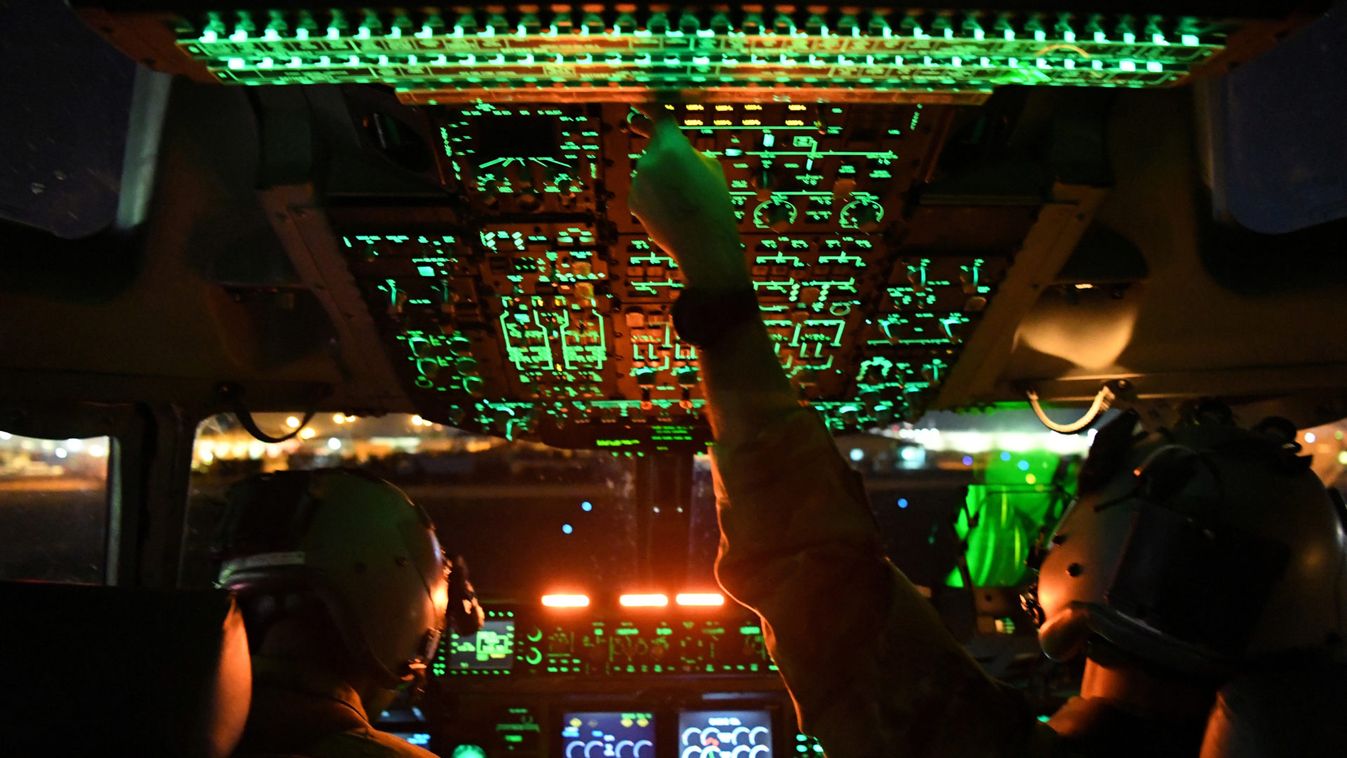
(839, 196, 885, 231)
(752, 197, 797, 231)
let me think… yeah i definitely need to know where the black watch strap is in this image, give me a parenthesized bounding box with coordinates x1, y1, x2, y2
(671, 286, 760, 349)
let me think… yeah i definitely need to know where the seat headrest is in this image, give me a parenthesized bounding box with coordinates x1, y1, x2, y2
(0, 582, 251, 758)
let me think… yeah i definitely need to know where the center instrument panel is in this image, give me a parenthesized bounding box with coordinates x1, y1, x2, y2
(406, 588, 1041, 756)
(414, 602, 811, 758)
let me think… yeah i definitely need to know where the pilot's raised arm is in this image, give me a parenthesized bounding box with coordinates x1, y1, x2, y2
(628, 114, 1047, 758)
(626, 109, 1347, 758)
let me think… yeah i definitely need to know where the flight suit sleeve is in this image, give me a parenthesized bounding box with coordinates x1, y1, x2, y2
(712, 408, 1050, 758)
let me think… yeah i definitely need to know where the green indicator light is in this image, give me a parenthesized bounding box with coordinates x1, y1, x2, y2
(739, 625, 762, 635)
(616, 628, 640, 636)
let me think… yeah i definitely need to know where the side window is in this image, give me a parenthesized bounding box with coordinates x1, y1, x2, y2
(0, 431, 110, 583)
(1299, 421, 1347, 496)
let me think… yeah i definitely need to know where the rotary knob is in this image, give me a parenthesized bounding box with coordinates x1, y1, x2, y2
(752, 197, 797, 231)
(839, 196, 885, 231)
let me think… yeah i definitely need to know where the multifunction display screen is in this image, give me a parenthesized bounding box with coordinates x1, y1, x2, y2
(448, 618, 516, 672)
(679, 710, 773, 758)
(562, 712, 656, 758)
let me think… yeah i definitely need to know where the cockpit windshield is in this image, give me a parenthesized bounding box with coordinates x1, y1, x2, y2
(183, 410, 1102, 601)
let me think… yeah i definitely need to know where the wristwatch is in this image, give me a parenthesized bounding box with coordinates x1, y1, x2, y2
(671, 286, 760, 349)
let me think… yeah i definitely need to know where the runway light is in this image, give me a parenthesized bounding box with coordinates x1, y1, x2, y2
(541, 593, 590, 608)
(620, 593, 669, 608)
(676, 592, 725, 607)
(285, 415, 301, 429)
(1304, 432, 1317, 443)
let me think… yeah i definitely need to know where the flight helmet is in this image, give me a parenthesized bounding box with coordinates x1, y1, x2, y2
(1034, 405, 1347, 675)
(216, 469, 451, 687)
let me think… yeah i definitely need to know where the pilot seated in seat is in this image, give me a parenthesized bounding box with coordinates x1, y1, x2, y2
(627, 112, 1347, 757)
(215, 469, 479, 758)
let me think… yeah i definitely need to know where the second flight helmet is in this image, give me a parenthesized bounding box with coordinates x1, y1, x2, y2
(216, 469, 453, 687)
(1035, 406, 1347, 675)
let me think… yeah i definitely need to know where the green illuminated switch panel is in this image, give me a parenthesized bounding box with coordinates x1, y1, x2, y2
(331, 101, 1033, 446)
(148, 8, 1230, 103)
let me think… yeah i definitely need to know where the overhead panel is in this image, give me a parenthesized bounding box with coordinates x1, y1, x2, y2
(331, 101, 1031, 448)
(71, 3, 1300, 449)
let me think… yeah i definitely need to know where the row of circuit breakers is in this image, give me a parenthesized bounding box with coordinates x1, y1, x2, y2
(333, 100, 1036, 449)
(74, 4, 1252, 450)
(79, 5, 1238, 102)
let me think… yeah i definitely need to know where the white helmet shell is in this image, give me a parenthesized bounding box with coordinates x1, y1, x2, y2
(1037, 413, 1347, 674)
(217, 469, 451, 687)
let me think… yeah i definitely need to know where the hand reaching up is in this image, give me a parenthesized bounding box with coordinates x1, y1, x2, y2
(628, 109, 750, 291)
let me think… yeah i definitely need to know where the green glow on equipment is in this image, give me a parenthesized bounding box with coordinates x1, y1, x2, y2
(947, 450, 1079, 587)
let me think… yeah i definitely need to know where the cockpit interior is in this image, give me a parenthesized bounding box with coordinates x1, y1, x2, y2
(2, 1, 1345, 756)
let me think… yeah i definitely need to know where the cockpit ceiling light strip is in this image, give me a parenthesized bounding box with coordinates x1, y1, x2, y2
(171, 10, 1226, 102)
